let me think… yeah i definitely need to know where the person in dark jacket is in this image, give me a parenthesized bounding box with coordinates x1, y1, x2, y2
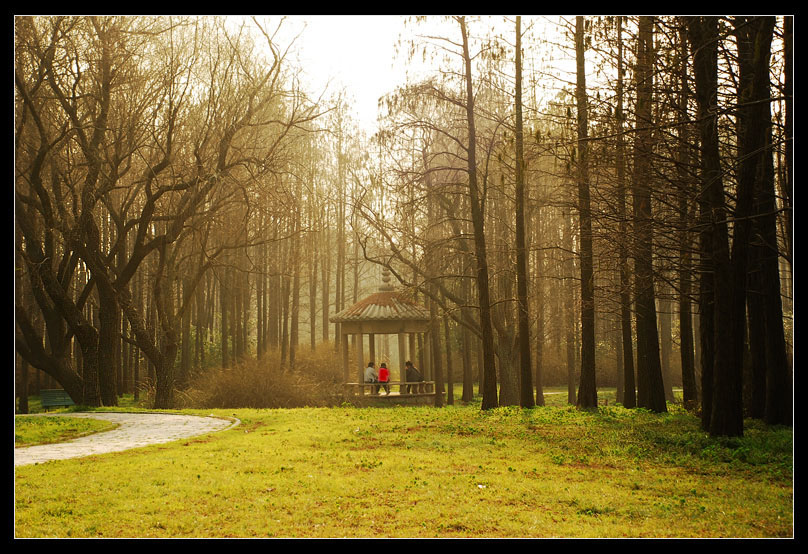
(404, 360, 423, 393)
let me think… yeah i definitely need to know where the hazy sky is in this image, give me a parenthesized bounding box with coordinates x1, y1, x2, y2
(288, 15, 409, 133)
(274, 15, 573, 133)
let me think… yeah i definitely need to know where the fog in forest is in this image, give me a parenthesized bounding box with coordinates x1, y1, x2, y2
(15, 16, 792, 437)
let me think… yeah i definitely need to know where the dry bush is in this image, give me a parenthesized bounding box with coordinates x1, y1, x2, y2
(180, 344, 345, 409)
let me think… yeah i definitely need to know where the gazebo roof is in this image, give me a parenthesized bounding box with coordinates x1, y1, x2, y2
(330, 290, 430, 323)
(330, 269, 430, 324)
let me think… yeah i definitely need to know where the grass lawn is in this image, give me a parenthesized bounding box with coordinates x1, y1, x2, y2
(15, 415, 119, 448)
(13, 391, 793, 538)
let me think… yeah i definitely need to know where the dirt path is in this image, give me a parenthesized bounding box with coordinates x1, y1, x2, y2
(14, 412, 238, 467)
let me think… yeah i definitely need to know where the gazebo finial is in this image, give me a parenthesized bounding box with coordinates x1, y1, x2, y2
(379, 267, 394, 292)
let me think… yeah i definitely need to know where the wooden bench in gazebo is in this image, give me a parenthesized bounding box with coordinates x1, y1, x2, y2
(330, 268, 437, 407)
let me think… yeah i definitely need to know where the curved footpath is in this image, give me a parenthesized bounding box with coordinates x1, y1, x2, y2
(15, 412, 239, 467)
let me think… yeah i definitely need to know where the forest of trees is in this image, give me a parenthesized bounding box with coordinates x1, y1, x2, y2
(15, 16, 792, 437)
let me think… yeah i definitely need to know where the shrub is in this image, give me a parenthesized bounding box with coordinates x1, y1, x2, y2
(180, 344, 345, 409)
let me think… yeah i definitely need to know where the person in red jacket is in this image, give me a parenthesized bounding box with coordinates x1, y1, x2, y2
(378, 363, 391, 395)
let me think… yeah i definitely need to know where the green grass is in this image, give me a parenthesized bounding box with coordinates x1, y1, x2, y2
(14, 395, 792, 538)
(15, 416, 119, 448)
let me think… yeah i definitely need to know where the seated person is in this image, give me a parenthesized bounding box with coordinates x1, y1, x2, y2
(404, 360, 424, 393)
(363, 361, 379, 394)
(378, 363, 391, 395)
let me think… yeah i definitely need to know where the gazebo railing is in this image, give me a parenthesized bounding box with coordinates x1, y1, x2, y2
(344, 381, 435, 396)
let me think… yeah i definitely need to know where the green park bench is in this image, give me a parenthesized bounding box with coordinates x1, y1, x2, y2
(40, 389, 75, 411)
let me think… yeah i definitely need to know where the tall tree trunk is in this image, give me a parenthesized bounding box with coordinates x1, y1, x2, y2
(574, 16, 597, 409)
(614, 313, 623, 401)
(153, 339, 179, 409)
(461, 263, 475, 403)
(746, 250, 768, 419)
(700, 16, 774, 437)
(18, 356, 29, 414)
(688, 16, 751, 436)
(179, 277, 192, 388)
(309, 216, 318, 352)
(514, 16, 534, 408)
(257, 235, 265, 359)
(444, 312, 454, 405)
(533, 244, 546, 406)
(220, 264, 229, 369)
(335, 122, 346, 354)
(458, 16, 498, 410)
(133, 269, 142, 401)
(677, 21, 698, 408)
(737, 19, 767, 420)
(492, 189, 519, 407)
(679, 256, 698, 407)
(96, 284, 119, 406)
(430, 297, 445, 408)
(121, 317, 130, 395)
(233, 269, 242, 359)
(280, 263, 290, 369)
(242, 271, 250, 358)
(658, 290, 675, 402)
(616, 16, 636, 409)
(563, 210, 577, 405)
(263, 241, 270, 354)
(117, 226, 129, 396)
(269, 230, 279, 350)
(632, 16, 667, 413)
(290, 211, 301, 370)
(734, 16, 790, 426)
(321, 205, 331, 344)
(782, 16, 793, 269)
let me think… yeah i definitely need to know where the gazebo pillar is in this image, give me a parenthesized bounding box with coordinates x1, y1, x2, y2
(409, 333, 417, 377)
(351, 334, 357, 369)
(398, 333, 406, 393)
(341, 332, 350, 385)
(423, 331, 431, 382)
(357, 333, 364, 391)
(369, 333, 376, 364)
(416, 334, 424, 378)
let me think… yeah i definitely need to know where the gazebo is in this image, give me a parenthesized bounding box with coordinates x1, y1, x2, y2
(330, 269, 436, 404)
